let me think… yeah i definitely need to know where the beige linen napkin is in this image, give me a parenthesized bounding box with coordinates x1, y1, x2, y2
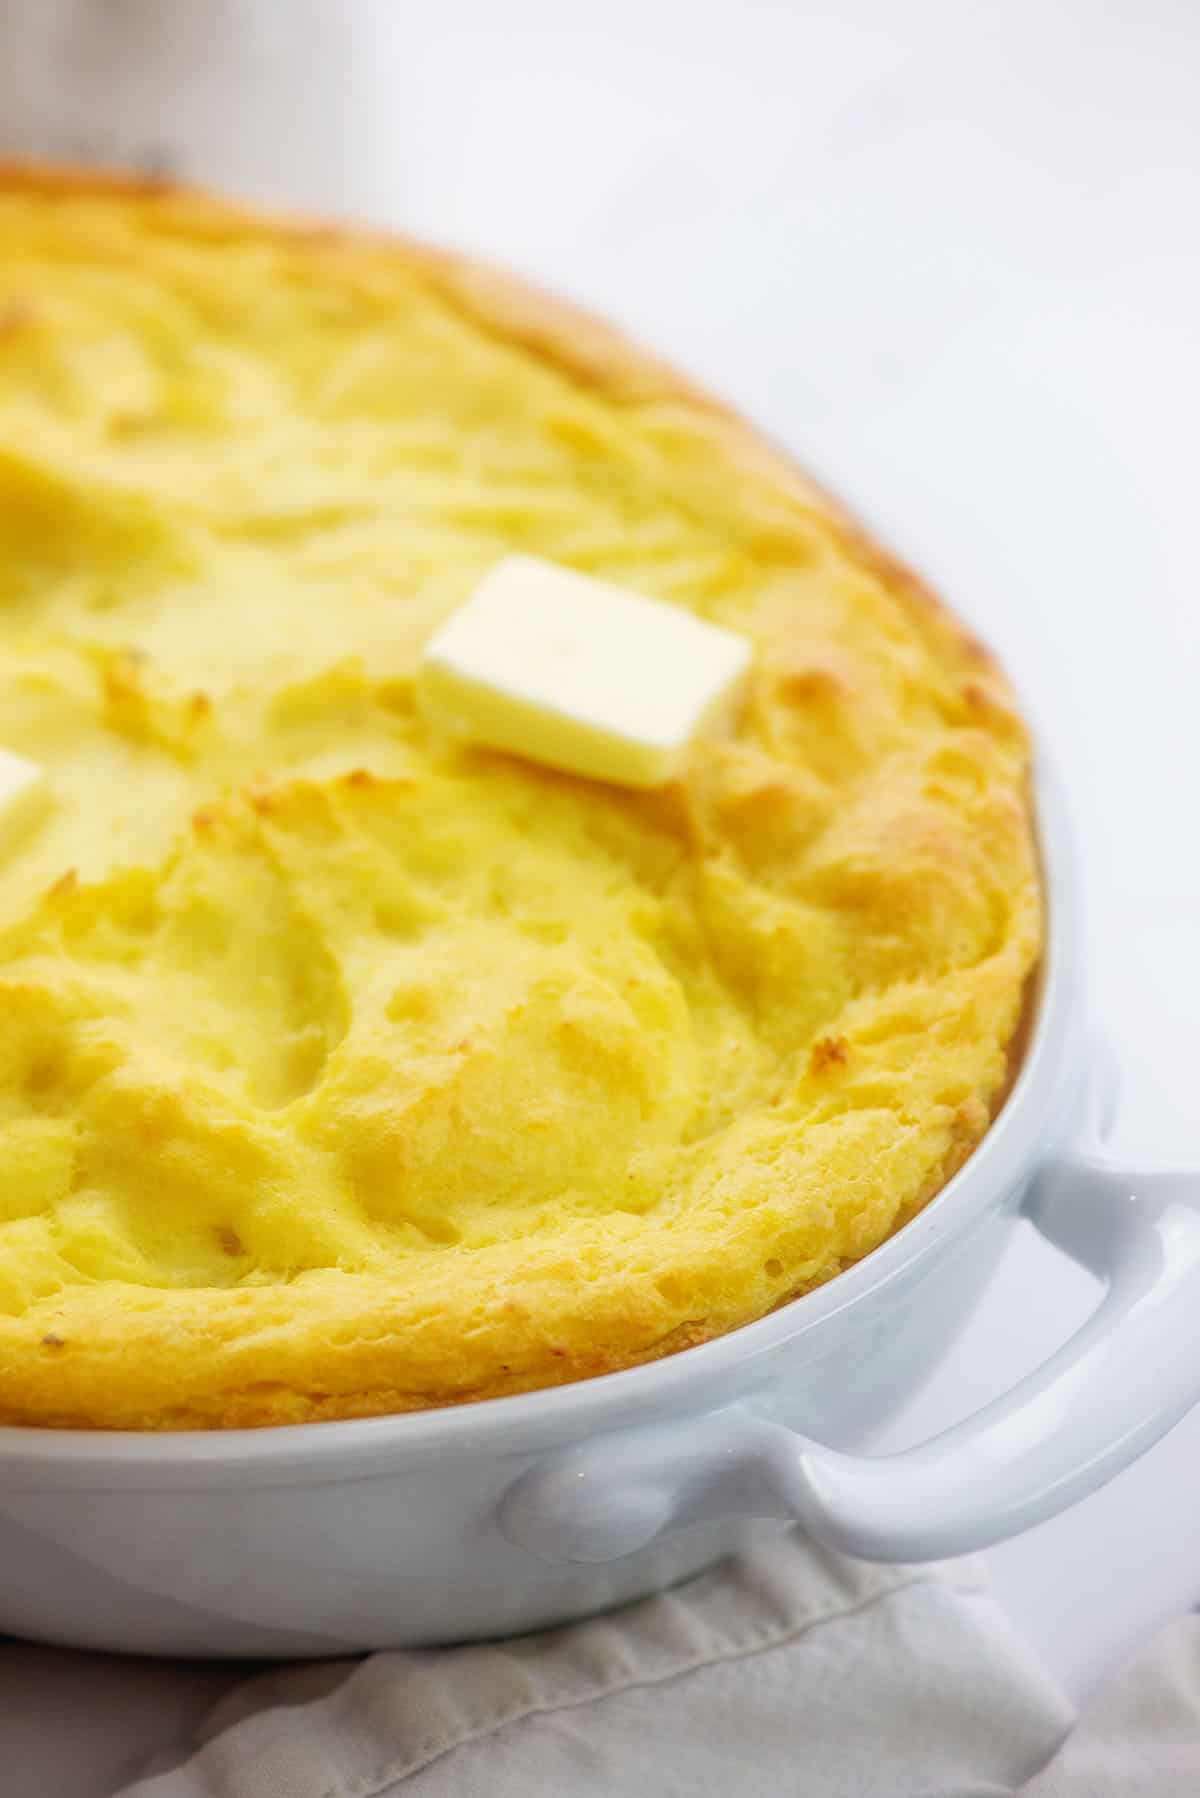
(107, 1530, 1200, 1797)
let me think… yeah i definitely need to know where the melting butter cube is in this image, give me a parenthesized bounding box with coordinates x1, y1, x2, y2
(417, 556, 752, 788)
(0, 748, 49, 856)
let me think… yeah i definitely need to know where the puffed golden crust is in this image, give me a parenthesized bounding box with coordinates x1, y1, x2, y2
(0, 166, 1041, 1428)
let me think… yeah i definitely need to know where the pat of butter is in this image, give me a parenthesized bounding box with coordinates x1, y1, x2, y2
(0, 748, 50, 856)
(417, 556, 753, 788)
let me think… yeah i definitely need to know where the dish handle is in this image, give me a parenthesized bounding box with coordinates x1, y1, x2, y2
(500, 1145, 1200, 1563)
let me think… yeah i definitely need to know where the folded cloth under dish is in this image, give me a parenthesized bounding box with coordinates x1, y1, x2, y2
(104, 1528, 1198, 1796)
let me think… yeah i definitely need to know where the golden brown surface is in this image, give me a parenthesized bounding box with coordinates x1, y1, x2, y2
(0, 168, 1041, 1428)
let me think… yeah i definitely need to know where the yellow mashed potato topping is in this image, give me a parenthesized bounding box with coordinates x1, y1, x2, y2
(0, 172, 1040, 1428)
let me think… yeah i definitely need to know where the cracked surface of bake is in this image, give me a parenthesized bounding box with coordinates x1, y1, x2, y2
(0, 170, 1041, 1428)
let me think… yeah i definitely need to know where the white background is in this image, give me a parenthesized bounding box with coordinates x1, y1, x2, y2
(1, 1, 1198, 1789)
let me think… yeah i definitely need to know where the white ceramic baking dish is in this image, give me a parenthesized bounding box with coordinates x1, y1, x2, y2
(0, 766, 1196, 1659)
